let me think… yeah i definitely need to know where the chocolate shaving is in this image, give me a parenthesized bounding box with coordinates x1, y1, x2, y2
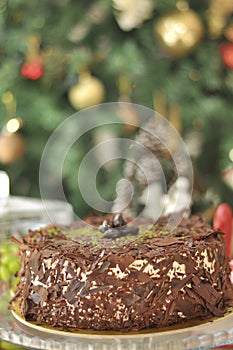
(192, 277, 221, 305)
(154, 237, 185, 246)
(122, 294, 140, 307)
(29, 249, 40, 275)
(99, 261, 111, 273)
(28, 293, 41, 305)
(89, 285, 111, 294)
(79, 280, 91, 297)
(64, 280, 84, 303)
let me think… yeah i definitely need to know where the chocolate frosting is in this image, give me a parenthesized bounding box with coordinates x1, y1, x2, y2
(10, 214, 233, 331)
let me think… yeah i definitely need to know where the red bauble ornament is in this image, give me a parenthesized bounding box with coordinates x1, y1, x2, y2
(21, 57, 44, 80)
(213, 203, 233, 258)
(220, 42, 233, 69)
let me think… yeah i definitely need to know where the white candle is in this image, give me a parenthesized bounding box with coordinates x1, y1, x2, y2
(0, 171, 10, 210)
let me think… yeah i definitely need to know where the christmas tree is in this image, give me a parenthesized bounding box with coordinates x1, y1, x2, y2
(0, 0, 233, 219)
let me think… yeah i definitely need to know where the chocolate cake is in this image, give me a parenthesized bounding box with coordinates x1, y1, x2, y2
(11, 214, 233, 331)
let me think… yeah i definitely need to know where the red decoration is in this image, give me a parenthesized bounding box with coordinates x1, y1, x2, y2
(213, 203, 233, 258)
(21, 57, 44, 80)
(220, 42, 233, 69)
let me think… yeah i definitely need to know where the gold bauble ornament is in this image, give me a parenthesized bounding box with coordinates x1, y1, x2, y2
(113, 0, 155, 31)
(68, 72, 105, 110)
(0, 132, 25, 164)
(207, 0, 233, 39)
(154, 9, 204, 59)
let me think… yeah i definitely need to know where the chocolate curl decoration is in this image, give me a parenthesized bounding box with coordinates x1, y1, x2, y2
(213, 203, 233, 258)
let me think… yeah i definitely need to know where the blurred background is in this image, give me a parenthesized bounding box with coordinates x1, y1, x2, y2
(0, 0, 233, 219)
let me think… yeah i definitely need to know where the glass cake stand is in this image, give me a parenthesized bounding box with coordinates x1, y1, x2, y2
(1, 214, 233, 350)
(1, 290, 233, 350)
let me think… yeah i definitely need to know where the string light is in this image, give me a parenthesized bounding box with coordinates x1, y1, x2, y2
(229, 148, 233, 162)
(6, 118, 22, 133)
(0, 171, 10, 201)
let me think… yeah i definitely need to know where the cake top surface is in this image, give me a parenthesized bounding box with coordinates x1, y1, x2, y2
(18, 213, 220, 256)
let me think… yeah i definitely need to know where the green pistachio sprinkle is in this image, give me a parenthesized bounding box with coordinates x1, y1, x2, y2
(47, 227, 61, 235)
(65, 227, 103, 239)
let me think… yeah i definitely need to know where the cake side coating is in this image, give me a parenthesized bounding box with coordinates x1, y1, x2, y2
(11, 215, 233, 331)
